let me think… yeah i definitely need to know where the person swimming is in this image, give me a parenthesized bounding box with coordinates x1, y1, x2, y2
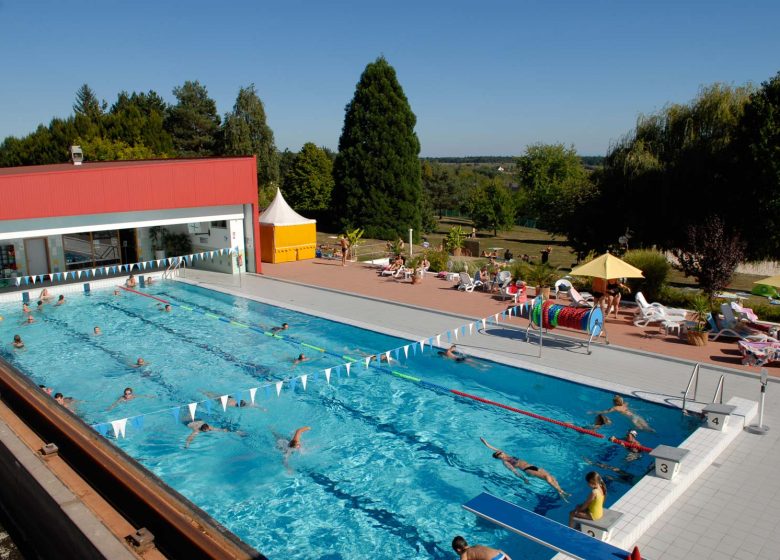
(592, 395, 653, 432)
(480, 437, 570, 501)
(271, 323, 289, 333)
(93, 326, 102, 335)
(184, 421, 228, 448)
(439, 344, 466, 362)
(293, 353, 309, 365)
(12, 334, 24, 349)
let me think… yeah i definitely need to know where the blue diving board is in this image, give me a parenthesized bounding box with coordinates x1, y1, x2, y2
(463, 493, 633, 560)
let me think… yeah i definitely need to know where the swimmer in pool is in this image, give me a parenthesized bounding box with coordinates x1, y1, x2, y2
(609, 429, 644, 461)
(22, 315, 34, 325)
(587, 413, 612, 431)
(36, 300, 44, 312)
(275, 426, 311, 470)
(270, 322, 289, 333)
(184, 421, 229, 448)
(157, 303, 172, 313)
(593, 395, 653, 432)
(126, 274, 137, 288)
(53, 392, 76, 411)
(451, 536, 512, 560)
(93, 326, 102, 335)
(22, 303, 30, 314)
(113, 289, 122, 296)
(12, 334, 24, 349)
(441, 344, 466, 362)
(202, 391, 265, 410)
(39, 385, 53, 395)
(132, 357, 148, 368)
(293, 353, 309, 365)
(55, 294, 65, 306)
(480, 437, 570, 501)
(39, 288, 53, 302)
(107, 387, 154, 410)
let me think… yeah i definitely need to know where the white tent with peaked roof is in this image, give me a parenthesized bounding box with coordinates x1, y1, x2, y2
(259, 189, 317, 263)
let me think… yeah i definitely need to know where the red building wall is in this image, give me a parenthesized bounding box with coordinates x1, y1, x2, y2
(0, 157, 262, 272)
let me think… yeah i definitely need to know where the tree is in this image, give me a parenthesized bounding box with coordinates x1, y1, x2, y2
(332, 57, 422, 240)
(515, 143, 591, 234)
(422, 160, 456, 218)
(592, 84, 752, 251)
(221, 84, 279, 206)
(733, 72, 780, 259)
(77, 137, 155, 161)
(105, 90, 173, 156)
(466, 179, 515, 236)
(282, 142, 334, 212)
(165, 81, 220, 156)
(672, 215, 745, 297)
(73, 84, 104, 121)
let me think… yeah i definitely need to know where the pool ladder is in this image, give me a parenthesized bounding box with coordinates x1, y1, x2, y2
(162, 257, 186, 279)
(681, 363, 725, 415)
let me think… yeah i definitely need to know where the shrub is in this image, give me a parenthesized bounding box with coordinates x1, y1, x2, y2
(751, 303, 780, 323)
(449, 260, 469, 273)
(622, 249, 671, 302)
(424, 250, 449, 273)
(657, 286, 697, 309)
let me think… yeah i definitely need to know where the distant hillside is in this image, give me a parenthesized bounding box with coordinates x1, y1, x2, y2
(422, 155, 604, 167)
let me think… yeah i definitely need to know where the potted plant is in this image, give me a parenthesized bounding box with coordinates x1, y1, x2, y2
(686, 295, 710, 346)
(346, 227, 364, 261)
(524, 263, 558, 300)
(164, 232, 193, 257)
(445, 226, 466, 257)
(149, 226, 168, 260)
(407, 256, 423, 285)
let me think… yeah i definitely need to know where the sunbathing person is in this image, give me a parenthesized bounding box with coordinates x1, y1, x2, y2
(480, 437, 570, 501)
(593, 395, 653, 432)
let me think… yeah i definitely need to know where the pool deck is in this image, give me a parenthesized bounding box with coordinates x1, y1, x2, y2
(180, 263, 780, 560)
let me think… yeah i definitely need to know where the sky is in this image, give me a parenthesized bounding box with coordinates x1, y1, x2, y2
(1, 1, 779, 157)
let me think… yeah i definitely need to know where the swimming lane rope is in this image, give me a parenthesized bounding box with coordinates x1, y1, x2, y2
(389, 371, 652, 453)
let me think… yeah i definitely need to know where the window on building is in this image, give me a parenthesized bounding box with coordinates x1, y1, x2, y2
(210, 220, 227, 229)
(63, 231, 121, 270)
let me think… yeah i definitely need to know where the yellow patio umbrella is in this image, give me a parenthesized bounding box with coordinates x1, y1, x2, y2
(755, 275, 780, 289)
(569, 252, 644, 279)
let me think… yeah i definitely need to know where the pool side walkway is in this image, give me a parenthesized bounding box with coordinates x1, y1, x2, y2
(181, 266, 780, 560)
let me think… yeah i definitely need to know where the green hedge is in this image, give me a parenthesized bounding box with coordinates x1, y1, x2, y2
(623, 249, 670, 302)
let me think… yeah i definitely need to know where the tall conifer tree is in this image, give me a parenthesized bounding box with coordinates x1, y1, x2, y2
(332, 57, 422, 239)
(165, 81, 220, 157)
(221, 85, 279, 206)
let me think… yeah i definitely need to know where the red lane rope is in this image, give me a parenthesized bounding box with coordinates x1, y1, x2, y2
(450, 389, 653, 453)
(118, 285, 170, 304)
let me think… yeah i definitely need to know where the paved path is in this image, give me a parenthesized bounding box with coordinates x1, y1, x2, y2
(181, 268, 780, 559)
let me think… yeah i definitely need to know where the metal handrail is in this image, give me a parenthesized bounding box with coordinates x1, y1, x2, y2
(163, 257, 185, 279)
(681, 363, 700, 415)
(712, 375, 725, 405)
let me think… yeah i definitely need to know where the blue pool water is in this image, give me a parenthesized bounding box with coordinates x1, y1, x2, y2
(0, 282, 700, 559)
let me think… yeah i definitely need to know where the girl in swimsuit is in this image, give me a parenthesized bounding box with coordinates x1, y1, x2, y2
(480, 438, 570, 501)
(569, 471, 606, 527)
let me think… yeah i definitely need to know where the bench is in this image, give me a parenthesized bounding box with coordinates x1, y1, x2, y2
(463, 492, 634, 560)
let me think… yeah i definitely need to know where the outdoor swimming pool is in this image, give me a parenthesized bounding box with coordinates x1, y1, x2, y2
(0, 282, 700, 559)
